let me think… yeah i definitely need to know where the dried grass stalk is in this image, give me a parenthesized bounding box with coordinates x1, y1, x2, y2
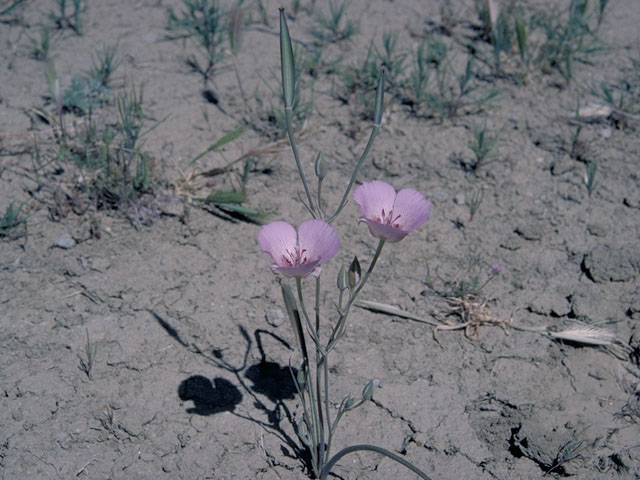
(355, 300, 439, 326)
(546, 326, 617, 346)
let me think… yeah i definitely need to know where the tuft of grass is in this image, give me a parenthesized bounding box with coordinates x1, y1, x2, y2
(78, 328, 97, 379)
(166, 0, 226, 84)
(311, 0, 358, 45)
(48, 0, 87, 36)
(474, 0, 609, 85)
(1, 0, 27, 24)
(0, 202, 27, 240)
(466, 120, 498, 171)
(57, 83, 157, 210)
(88, 42, 120, 88)
(465, 188, 484, 220)
(402, 45, 498, 120)
(589, 45, 640, 126)
(25, 26, 57, 61)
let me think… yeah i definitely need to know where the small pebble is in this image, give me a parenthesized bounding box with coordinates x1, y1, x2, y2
(52, 233, 75, 249)
(265, 308, 285, 327)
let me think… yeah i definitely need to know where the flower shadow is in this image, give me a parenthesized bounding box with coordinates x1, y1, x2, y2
(178, 375, 242, 415)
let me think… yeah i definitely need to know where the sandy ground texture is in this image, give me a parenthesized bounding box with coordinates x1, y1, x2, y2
(1, 0, 640, 478)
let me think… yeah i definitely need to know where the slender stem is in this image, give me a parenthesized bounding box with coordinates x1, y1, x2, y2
(320, 444, 433, 480)
(327, 239, 386, 352)
(314, 276, 325, 469)
(326, 124, 379, 223)
(317, 178, 324, 220)
(347, 239, 385, 308)
(286, 107, 317, 217)
(322, 353, 332, 459)
(296, 278, 324, 352)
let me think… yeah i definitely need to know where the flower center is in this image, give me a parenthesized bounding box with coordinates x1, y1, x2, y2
(282, 247, 309, 267)
(378, 208, 402, 228)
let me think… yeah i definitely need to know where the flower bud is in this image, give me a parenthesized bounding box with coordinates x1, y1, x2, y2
(348, 256, 361, 289)
(337, 264, 348, 291)
(279, 8, 295, 109)
(362, 379, 379, 402)
(314, 152, 327, 180)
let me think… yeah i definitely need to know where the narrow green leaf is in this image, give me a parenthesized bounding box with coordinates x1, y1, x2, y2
(205, 190, 246, 204)
(189, 126, 246, 165)
(282, 284, 306, 355)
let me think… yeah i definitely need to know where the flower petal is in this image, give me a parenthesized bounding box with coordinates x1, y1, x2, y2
(258, 221, 297, 267)
(392, 188, 431, 232)
(298, 219, 339, 264)
(362, 218, 408, 243)
(275, 260, 321, 278)
(353, 181, 396, 221)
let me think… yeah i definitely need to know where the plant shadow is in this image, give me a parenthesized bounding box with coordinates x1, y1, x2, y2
(153, 310, 310, 470)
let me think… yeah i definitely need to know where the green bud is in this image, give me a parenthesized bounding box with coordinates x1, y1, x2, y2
(279, 8, 295, 109)
(348, 256, 361, 289)
(344, 397, 356, 410)
(362, 379, 378, 402)
(373, 66, 385, 127)
(314, 152, 327, 180)
(337, 264, 348, 291)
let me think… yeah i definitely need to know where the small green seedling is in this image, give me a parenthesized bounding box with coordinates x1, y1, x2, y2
(311, 0, 358, 45)
(48, 0, 87, 35)
(88, 42, 120, 88)
(465, 188, 484, 220)
(467, 120, 498, 171)
(0, 202, 27, 239)
(78, 328, 98, 379)
(25, 27, 57, 61)
(166, 0, 225, 84)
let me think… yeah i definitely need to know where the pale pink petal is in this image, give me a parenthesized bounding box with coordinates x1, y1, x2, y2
(275, 260, 321, 278)
(258, 221, 297, 267)
(298, 219, 339, 264)
(353, 181, 396, 221)
(392, 188, 431, 232)
(362, 218, 408, 243)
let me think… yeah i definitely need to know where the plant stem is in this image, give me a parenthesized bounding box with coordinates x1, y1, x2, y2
(326, 124, 379, 223)
(286, 108, 317, 217)
(314, 276, 326, 469)
(320, 444, 433, 480)
(327, 239, 385, 351)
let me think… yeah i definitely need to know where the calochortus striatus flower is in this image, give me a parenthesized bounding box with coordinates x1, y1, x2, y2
(258, 219, 339, 278)
(354, 180, 431, 243)
(250, 10, 433, 480)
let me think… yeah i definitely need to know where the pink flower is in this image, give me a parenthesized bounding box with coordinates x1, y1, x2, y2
(353, 180, 431, 243)
(258, 219, 340, 278)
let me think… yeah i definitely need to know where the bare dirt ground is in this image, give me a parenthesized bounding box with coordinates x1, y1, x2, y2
(1, 0, 639, 479)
